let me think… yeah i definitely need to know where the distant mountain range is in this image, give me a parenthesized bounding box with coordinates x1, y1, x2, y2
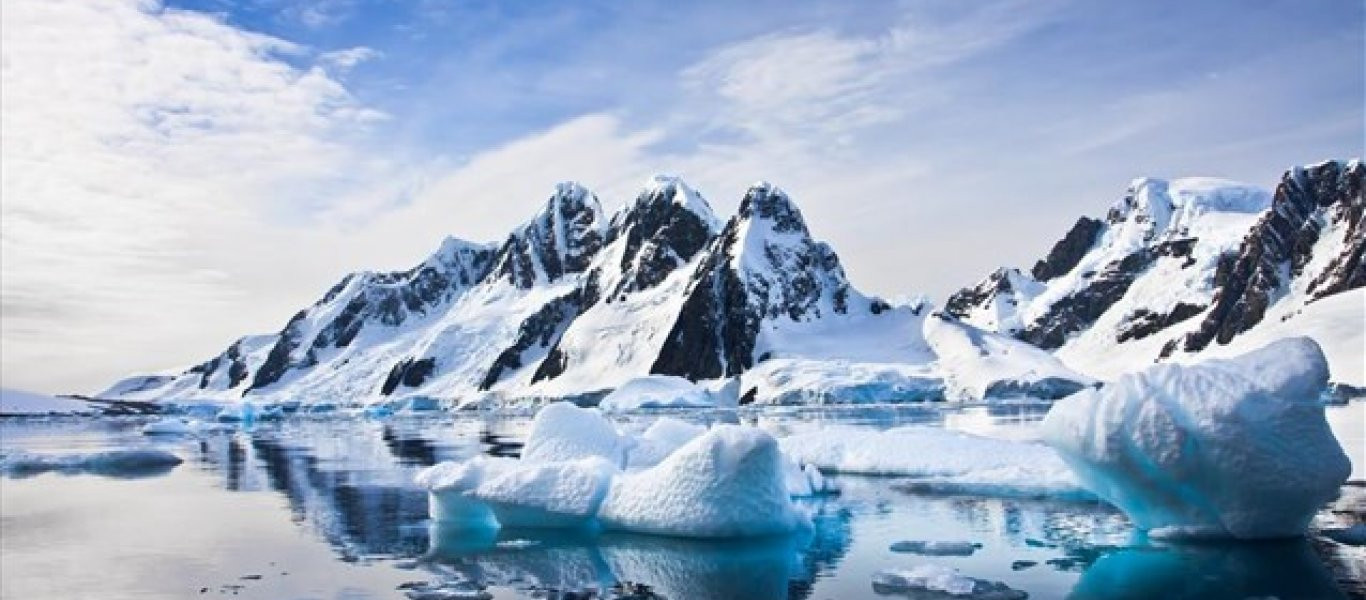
(103, 160, 1364, 406)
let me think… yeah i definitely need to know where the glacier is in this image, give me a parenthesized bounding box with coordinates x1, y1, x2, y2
(1041, 337, 1351, 539)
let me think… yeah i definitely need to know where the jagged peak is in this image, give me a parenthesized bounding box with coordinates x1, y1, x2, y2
(737, 181, 808, 235)
(627, 174, 720, 230)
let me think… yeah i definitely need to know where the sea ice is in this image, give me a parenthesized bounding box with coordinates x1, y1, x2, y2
(598, 425, 811, 537)
(1041, 337, 1350, 539)
(871, 565, 1026, 599)
(0, 449, 182, 478)
(889, 540, 982, 556)
(141, 417, 197, 435)
(520, 402, 626, 467)
(415, 457, 510, 527)
(780, 426, 1090, 499)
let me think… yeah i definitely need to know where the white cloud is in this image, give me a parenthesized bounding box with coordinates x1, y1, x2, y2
(0, 0, 386, 393)
(319, 46, 381, 72)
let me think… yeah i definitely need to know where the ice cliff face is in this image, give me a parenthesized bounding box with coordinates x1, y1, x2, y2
(947, 160, 1363, 382)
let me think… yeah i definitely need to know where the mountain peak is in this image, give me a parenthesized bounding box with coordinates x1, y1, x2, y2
(488, 183, 606, 288)
(737, 181, 807, 235)
(634, 174, 719, 230)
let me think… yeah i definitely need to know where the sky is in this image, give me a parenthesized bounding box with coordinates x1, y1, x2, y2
(1, 0, 1362, 394)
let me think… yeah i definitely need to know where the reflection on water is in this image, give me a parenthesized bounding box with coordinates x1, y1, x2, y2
(1, 402, 1362, 599)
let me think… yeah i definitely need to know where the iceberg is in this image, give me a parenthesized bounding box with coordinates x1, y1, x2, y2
(779, 425, 1091, 499)
(871, 565, 1027, 599)
(1041, 337, 1351, 539)
(520, 402, 626, 467)
(888, 540, 981, 556)
(623, 417, 706, 469)
(472, 456, 616, 529)
(598, 425, 810, 538)
(598, 375, 739, 412)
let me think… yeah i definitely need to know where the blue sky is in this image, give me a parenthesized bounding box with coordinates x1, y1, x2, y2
(2, 0, 1362, 392)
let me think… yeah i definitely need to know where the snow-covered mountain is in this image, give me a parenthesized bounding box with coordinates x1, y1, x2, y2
(947, 159, 1364, 385)
(101, 177, 958, 406)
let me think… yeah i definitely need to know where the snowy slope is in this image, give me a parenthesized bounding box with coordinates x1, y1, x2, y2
(948, 160, 1363, 385)
(922, 313, 1095, 400)
(0, 388, 95, 415)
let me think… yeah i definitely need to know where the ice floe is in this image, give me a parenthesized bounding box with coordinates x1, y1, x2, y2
(889, 540, 982, 556)
(0, 449, 182, 478)
(871, 565, 1027, 599)
(520, 402, 626, 467)
(778, 425, 1091, 499)
(1042, 337, 1351, 539)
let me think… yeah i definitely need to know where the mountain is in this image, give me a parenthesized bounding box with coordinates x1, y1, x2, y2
(946, 159, 1364, 385)
(101, 177, 959, 406)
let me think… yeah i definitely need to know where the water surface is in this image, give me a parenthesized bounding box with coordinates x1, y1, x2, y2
(2, 402, 1361, 599)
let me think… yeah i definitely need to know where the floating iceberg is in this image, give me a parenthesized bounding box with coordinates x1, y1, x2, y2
(473, 456, 616, 529)
(1041, 337, 1351, 539)
(599, 425, 810, 538)
(520, 402, 626, 467)
(598, 376, 739, 412)
(416, 403, 813, 539)
(0, 449, 182, 478)
(779, 425, 1091, 499)
(871, 565, 1026, 599)
(623, 417, 706, 469)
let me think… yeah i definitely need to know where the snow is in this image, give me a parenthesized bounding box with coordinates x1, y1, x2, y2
(598, 376, 736, 412)
(741, 357, 943, 405)
(624, 417, 706, 469)
(0, 449, 182, 477)
(597, 425, 810, 537)
(417, 407, 813, 538)
(871, 565, 1026, 598)
(0, 388, 95, 415)
(472, 456, 616, 528)
(1179, 288, 1365, 386)
(1042, 337, 1351, 539)
(779, 426, 1091, 499)
(519, 402, 626, 467)
(923, 313, 1094, 400)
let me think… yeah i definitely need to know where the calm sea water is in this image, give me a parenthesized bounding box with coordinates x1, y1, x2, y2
(1, 403, 1362, 600)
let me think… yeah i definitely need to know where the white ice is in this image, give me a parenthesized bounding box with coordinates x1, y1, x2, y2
(923, 313, 1094, 400)
(519, 402, 626, 467)
(1042, 337, 1351, 539)
(597, 425, 811, 537)
(598, 375, 737, 412)
(870, 565, 1028, 598)
(779, 425, 1091, 499)
(416, 403, 814, 538)
(889, 540, 981, 556)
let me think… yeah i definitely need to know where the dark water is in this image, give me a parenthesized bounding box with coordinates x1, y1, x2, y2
(1, 403, 1362, 600)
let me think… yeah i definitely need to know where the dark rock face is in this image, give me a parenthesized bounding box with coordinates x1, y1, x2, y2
(1019, 250, 1155, 349)
(1180, 161, 1364, 353)
(483, 292, 582, 389)
(189, 338, 251, 389)
(1116, 302, 1205, 344)
(601, 182, 716, 299)
(380, 357, 436, 396)
(944, 268, 1021, 321)
(245, 241, 495, 394)
(1032, 217, 1104, 281)
(488, 185, 603, 289)
(651, 184, 859, 380)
